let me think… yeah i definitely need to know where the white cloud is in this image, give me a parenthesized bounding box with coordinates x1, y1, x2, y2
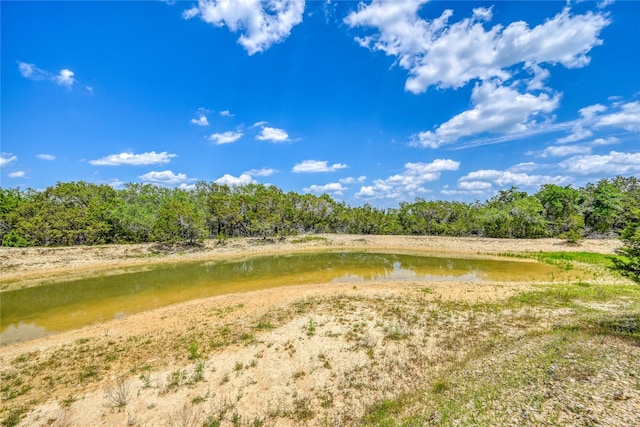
(244, 168, 276, 177)
(105, 179, 126, 189)
(458, 180, 492, 191)
(18, 62, 47, 80)
(356, 159, 459, 199)
(459, 169, 571, 188)
(220, 110, 234, 117)
(18, 61, 77, 88)
(184, 0, 305, 55)
(558, 101, 640, 142)
(182, 6, 199, 20)
(215, 173, 256, 186)
(559, 151, 640, 175)
(541, 136, 620, 158)
(208, 131, 243, 144)
(37, 154, 56, 161)
(541, 144, 592, 157)
(411, 80, 559, 148)
(595, 101, 640, 131)
(558, 103, 606, 142)
(190, 114, 209, 126)
(139, 170, 193, 185)
(346, 3, 609, 93)
(304, 182, 347, 196)
(525, 63, 550, 91)
(598, 0, 615, 9)
(292, 160, 348, 173)
(339, 176, 367, 184)
(0, 153, 17, 167)
(89, 151, 176, 166)
(355, 186, 378, 198)
(592, 137, 619, 146)
(580, 104, 608, 120)
(178, 183, 198, 191)
(556, 127, 593, 143)
(8, 171, 25, 178)
(472, 6, 493, 21)
(508, 162, 538, 173)
(257, 126, 289, 142)
(55, 69, 75, 88)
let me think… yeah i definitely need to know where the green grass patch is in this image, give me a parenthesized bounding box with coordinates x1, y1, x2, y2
(254, 320, 274, 330)
(1, 407, 25, 427)
(584, 312, 640, 342)
(508, 282, 640, 309)
(78, 365, 100, 383)
(500, 251, 620, 270)
(290, 235, 328, 244)
(362, 397, 408, 427)
(534, 251, 619, 268)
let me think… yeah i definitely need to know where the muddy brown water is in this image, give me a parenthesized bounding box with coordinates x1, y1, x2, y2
(1, 251, 568, 344)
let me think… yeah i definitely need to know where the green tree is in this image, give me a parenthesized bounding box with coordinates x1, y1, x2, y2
(0, 187, 32, 246)
(341, 203, 396, 234)
(202, 183, 241, 237)
(481, 188, 546, 238)
(152, 190, 207, 244)
(7, 182, 118, 246)
(288, 193, 338, 234)
(611, 175, 640, 233)
(240, 184, 288, 237)
(397, 199, 479, 236)
(613, 209, 640, 283)
(112, 183, 170, 242)
(581, 179, 625, 236)
(536, 184, 583, 238)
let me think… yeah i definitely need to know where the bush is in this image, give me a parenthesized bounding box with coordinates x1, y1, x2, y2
(613, 209, 640, 283)
(1, 230, 32, 247)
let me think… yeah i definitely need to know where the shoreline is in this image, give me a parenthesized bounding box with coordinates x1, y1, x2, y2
(2, 234, 622, 352)
(0, 234, 621, 291)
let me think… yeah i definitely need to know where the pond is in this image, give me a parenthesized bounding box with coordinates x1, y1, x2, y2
(1, 251, 565, 344)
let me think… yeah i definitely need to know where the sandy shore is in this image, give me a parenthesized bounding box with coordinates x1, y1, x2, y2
(2, 235, 634, 427)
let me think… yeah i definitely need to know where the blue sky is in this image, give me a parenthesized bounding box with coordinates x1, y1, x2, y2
(2, 0, 639, 206)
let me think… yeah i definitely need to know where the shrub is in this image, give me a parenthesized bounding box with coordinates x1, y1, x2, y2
(613, 209, 640, 283)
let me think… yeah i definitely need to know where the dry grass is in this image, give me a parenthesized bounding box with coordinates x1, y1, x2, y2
(3, 280, 639, 426)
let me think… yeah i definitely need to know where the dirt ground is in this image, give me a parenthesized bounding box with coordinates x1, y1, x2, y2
(1, 235, 634, 427)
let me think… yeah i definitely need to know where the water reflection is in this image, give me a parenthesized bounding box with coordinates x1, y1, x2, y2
(1, 251, 562, 345)
(0, 322, 46, 344)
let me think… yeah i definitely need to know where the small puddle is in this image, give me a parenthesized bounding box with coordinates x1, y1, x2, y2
(1, 251, 568, 344)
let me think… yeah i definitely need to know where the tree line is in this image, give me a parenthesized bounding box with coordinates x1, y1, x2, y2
(1, 176, 638, 247)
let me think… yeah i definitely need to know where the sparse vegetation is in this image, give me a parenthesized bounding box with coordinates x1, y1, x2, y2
(103, 374, 130, 409)
(307, 317, 316, 336)
(165, 403, 200, 427)
(2, 237, 638, 426)
(191, 360, 206, 383)
(187, 339, 201, 360)
(291, 235, 329, 244)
